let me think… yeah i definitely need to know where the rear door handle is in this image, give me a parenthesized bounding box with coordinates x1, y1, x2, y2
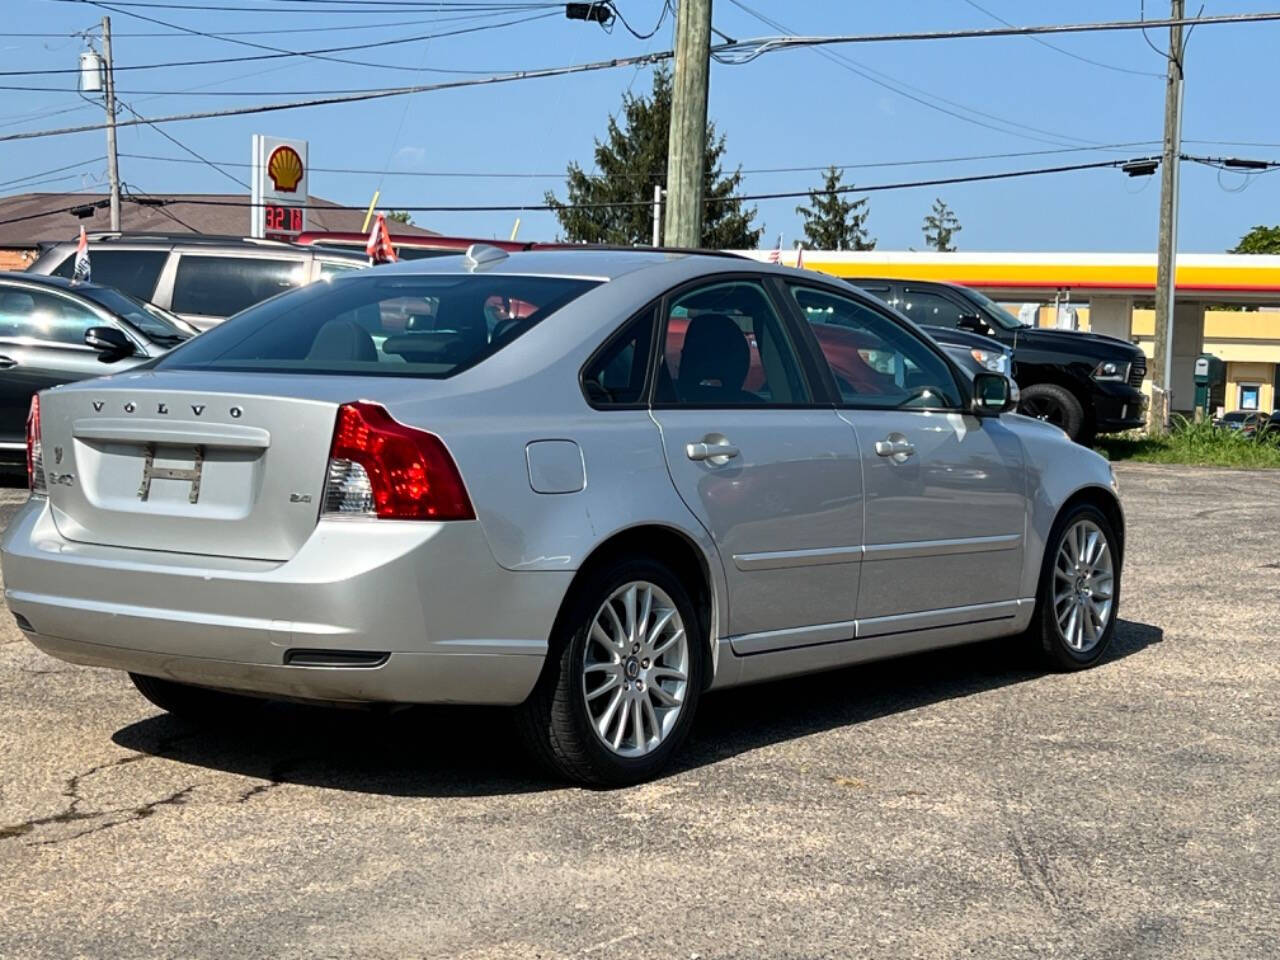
(686, 440, 740, 464)
(874, 438, 915, 459)
(0, 356, 16, 369)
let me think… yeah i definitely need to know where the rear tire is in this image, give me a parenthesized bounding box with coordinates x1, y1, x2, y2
(129, 673, 259, 723)
(1018, 383, 1086, 442)
(518, 557, 704, 787)
(1029, 503, 1121, 671)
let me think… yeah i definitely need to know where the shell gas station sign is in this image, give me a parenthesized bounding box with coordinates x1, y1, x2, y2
(250, 134, 308, 240)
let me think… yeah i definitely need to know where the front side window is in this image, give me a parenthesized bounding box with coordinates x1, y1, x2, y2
(171, 256, 305, 317)
(157, 273, 600, 378)
(656, 280, 810, 407)
(583, 306, 656, 407)
(899, 288, 968, 328)
(52, 249, 168, 300)
(0, 287, 102, 346)
(788, 284, 962, 409)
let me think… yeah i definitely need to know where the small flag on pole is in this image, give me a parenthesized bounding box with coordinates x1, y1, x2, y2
(794, 244, 805, 271)
(767, 233, 782, 264)
(365, 212, 397, 265)
(72, 226, 91, 283)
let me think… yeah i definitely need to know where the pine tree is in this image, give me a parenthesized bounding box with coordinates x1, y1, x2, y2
(795, 166, 875, 250)
(545, 68, 761, 249)
(922, 198, 962, 252)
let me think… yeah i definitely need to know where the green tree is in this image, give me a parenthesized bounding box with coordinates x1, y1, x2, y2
(922, 198, 962, 252)
(545, 68, 761, 249)
(795, 166, 875, 250)
(386, 210, 414, 225)
(1231, 224, 1280, 253)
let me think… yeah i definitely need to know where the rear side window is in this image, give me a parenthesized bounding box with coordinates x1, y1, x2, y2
(51, 249, 168, 300)
(583, 306, 656, 407)
(170, 256, 305, 317)
(158, 273, 600, 378)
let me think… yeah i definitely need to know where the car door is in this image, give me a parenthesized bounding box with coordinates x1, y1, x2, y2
(0, 285, 136, 450)
(782, 281, 1028, 633)
(649, 276, 865, 653)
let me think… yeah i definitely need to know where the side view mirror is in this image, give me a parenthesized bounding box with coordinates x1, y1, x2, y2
(957, 313, 989, 335)
(972, 372, 1014, 416)
(84, 326, 135, 360)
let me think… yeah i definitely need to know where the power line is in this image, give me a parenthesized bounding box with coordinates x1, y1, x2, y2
(0, 155, 1164, 228)
(960, 0, 1163, 78)
(710, 11, 1280, 64)
(0, 155, 105, 189)
(116, 101, 249, 188)
(726, 0, 1100, 149)
(1, 9, 520, 36)
(84, 0, 546, 75)
(115, 141, 1164, 180)
(45, 0, 562, 14)
(4, 7, 561, 75)
(0, 50, 673, 143)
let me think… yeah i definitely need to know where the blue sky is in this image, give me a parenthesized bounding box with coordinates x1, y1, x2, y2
(2, 0, 1278, 251)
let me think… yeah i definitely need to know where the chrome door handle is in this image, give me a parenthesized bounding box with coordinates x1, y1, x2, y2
(874, 438, 915, 458)
(0, 356, 16, 369)
(686, 440, 740, 463)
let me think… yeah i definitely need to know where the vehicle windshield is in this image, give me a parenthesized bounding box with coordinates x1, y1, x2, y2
(963, 287, 1024, 331)
(77, 286, 192, 345)
(1222, 412, 1249, 422)
(156, 272, 600, 378)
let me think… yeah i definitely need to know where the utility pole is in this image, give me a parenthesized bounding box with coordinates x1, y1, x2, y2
(101, 16, 122, 231)
(663, 0, 712, 248)
(1149, 0, 1184, 433)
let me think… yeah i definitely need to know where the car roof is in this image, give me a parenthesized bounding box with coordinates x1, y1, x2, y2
(36, 233, 365, 258)
(367, 246, 774, 284)
(0, 271, 112, 293)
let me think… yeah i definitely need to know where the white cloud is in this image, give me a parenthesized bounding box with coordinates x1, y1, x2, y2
(391, 146, 426, 169)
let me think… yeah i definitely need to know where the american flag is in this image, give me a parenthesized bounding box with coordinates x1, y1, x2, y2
(365, 212, 398, 265)
(767, 233, 782, 264)
(72, 226, 90, 283)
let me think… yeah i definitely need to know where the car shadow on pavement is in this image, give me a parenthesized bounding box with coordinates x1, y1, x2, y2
(112, 618, 1162, 796)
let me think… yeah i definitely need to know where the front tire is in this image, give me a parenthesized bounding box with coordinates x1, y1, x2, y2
(1030, 503, 1120, 671)
(1019, 383, 1086, 442)
(518, 557, 704, 787)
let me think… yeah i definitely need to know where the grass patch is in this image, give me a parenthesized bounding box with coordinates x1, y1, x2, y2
(1096, 416, 1280, 468)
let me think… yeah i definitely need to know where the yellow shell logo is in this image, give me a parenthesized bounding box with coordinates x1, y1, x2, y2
(267, 145, 304, 193)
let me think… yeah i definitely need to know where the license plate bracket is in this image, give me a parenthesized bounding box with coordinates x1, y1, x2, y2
(137, 443, 205, 504)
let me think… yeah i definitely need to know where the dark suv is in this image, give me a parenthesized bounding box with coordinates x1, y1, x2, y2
(849, 278, 1147, 444)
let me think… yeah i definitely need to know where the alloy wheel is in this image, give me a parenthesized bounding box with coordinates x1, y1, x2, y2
(1020, 394, 1066, 426)
(1052, 519, 1115, 653)
(582, 581, 690, 758)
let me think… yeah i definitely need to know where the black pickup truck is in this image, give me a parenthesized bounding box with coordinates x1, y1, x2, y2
(850, 277, 1147, 444)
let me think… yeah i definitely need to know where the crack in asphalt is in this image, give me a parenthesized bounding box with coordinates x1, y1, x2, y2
(28, 785, 200, 847)
(0, 732, 202, 845)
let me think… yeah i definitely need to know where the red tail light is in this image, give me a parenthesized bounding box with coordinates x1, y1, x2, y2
(323, 402, 474, 521)
(26, 394, 46, 495)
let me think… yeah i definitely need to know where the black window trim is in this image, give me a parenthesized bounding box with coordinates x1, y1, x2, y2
(777, 277, 974, 414)
(647, 270, 833, 411)
(578, 296, 663, 411)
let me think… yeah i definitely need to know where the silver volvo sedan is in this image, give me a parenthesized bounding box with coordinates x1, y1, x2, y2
(2, 248, 1123, 786)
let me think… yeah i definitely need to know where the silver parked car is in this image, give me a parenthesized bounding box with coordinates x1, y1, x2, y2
(2, 248, 1123, 786)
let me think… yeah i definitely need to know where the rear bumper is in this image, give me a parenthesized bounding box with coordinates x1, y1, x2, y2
(1091, 382, 1148, 433)
(1, 498, 571, 705)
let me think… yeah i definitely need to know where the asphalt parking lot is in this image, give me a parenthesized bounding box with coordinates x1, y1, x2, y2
(0, 463, 1277, 959)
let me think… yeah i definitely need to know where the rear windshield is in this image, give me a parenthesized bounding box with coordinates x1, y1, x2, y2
(156, 272, 600, 378)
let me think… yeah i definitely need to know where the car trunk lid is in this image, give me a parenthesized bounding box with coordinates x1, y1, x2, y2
(40, 386, 340, 561)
